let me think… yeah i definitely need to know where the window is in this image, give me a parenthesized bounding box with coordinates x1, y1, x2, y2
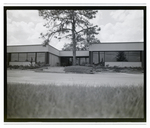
(19, 53, 27, 61)
(69, 58, 73, 65)
(100, 52, 104, 62)
(85, 58, 89, 64)
(11, 53, 18, 61)
(37, 53, 45, 63)
(128, 52, 141, 62)
(76, 58, 79, 65)
(105, 52, 118, 62)
(105, 51, 141, 62)
(69, 58, 73, 62)
(93, 52, 99, 64)
(99, 52, 104, 66)
(116, 52, 128, 61)
(11, 53, 36, 62)
(27, 53, 35, 62)
(80, 58, 85, 65)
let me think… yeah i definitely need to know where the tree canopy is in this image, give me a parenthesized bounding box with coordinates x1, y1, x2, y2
(62, 37, 100, 51)
(116, 52, 128, 61)
(39, 10, 100, 65)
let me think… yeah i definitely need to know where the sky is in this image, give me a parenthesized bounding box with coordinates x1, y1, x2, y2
(7, 9, 144, 50)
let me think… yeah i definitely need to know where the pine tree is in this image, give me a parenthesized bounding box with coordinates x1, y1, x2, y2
(62, 37, 100, 51)
(116, 51, 127, 61)
(39, 10, 100, 65)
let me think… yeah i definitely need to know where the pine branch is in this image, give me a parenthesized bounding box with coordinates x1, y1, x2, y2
(75, 25, 98, 34)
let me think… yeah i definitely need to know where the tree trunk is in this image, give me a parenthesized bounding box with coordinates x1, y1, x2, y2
(72, 12, 76, 66)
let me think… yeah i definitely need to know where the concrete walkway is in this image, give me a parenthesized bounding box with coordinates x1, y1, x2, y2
(7, 70, 144, 86)
(42, 67, 65, 73)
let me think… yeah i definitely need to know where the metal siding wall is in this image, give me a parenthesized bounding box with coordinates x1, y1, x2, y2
(52, 55, 54, 66)
(50, 54, 52, 66)
(49, 53, 51, 65)
(35, 53, 37, 63)
(49, 54, 52, 66)
(51, 55, 53, 66)
(89, 43, 144, 51)
(45, 52, 49, 64)
(52, 54, 54, 66)
(49, 53, 60, 66)
(7, 45, 49, 53)
(48, 45, 59, 56)
(59, 51, 89, 57)
(89, 51, 92, 64)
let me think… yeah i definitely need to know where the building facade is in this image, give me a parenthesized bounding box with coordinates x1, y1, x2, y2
(7, 42, 144, 68)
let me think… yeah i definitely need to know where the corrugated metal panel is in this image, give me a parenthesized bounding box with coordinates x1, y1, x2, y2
(59, 51, 89, 57)
(49, 53, 60, 66)
(48, 45, 60, 56)
(7, 45, 49, 53)
(89, 42, 144, 51)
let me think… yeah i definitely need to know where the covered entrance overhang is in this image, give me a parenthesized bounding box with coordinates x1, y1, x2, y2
(59, 51, 89, 66)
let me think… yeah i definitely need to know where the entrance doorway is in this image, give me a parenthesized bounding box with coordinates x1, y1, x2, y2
(61, 57, 73, 66)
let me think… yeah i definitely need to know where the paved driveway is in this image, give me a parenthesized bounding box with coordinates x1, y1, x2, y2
(7, 70, 144, 86)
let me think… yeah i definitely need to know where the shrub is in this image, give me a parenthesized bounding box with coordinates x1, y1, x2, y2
(85, 64, 92, 67)
(23, 65, 30, 69)
(34, 63, 40, 68)
(80, 62, 86, 66)
(106, 64, 109, 67)
(113, 66, 119, 69)
(95, 69, 101, 72)
(64, 66, 93, 74)
(113, 68, 121, 72)
(7, 65, 12, 69)
(7, 64, 41, 70)
(12, 65, 19, 69)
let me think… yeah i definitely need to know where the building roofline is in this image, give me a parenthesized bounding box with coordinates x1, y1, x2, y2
(60, 50, 89, 52)
(7, 42, 144, 51)
(47, 44, 60, 52)
(7, 44, 42, 47)
(7, 44, 61, 51)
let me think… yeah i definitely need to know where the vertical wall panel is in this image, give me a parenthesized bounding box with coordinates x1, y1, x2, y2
(45, 52, 49, 64)
(49, 53, 51, 65)
(49, 53, 60, 66)
(89, 51, 92, 64)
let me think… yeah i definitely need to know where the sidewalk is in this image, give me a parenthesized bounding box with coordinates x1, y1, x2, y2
(42, 67, 65, 73)
(7, 70, 144, 86)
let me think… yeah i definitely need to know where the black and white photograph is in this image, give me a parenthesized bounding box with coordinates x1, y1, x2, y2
(4, 5, 146, 122)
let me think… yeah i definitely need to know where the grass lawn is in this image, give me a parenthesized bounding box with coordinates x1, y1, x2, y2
(7, 83, 144, 118)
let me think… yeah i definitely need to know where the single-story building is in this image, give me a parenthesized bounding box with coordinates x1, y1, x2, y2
(7, 42, 144, 68)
